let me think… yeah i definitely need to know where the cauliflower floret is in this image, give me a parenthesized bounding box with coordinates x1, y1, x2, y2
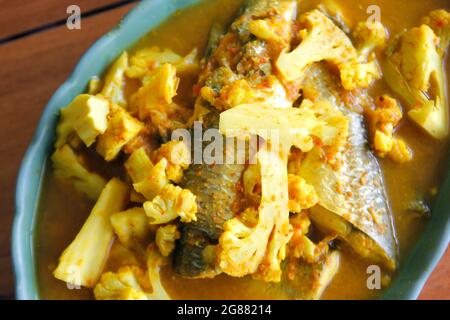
(288, 212, 328, 264)
(130, 63, 179, 120)
(125, 147, 188, 201)
(126, 47, 199, 79)
(243, 163, 262, 206)
(288, 174, 319, 213)
(55, 94, 110, 148)
(51, 144, 106, 200)
(248, 19, 286, 45)
(368, 95, 403, 134)
(152, 141, 191, 184)
(388, 138, 413, 163)
(219, 99, 349, 154)
(247, 0, 296, 50)
(110, 207, 153, 250)
(352, 21, 387, 60)
(145, 243, 170, 300)
(96, 104, 144, 161)
(133, 158, 170, 201)
(290, 235, 330, 264)
(339, 21, 387, 90)
(339, 60, 381, 91)
(204, 76, 291, 111)
(100, 52, 129, 107)
(284, 250, 341, 300)
(367, 95, 412, 161)
(218, 79, 256, 110)
(94, 266, 150, 300)
(373, 130, 393, 156)
(54, 179, 129, 288)
(147, 102, 193, 138)
(421, 9, 450, 57)
(107, 241, 143, 269)
(383, 13, 450, 139)
(290, 212, 311, 235)
(125, 147, 154, 183)
(276, 9, 357, 82)
(144, 184, 197, 224)
(155, 224, 181, 257)
(218, 147, 292, 282)
(94, 244, 170, 300)
(218, 100, 348, 282)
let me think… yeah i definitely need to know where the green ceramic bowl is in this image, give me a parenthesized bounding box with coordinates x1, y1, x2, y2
(12, 0, 450, 300)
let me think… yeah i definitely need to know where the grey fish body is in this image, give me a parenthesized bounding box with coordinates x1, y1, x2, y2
(300, 63, 398, 270)
(174, 0, 298, 278)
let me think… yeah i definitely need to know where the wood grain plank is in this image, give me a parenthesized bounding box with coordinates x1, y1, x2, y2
(0, 0, 127, 40)
(0, 1, 449, 301)
(0, 2, 136, 298)
(419, 247, 450, 300)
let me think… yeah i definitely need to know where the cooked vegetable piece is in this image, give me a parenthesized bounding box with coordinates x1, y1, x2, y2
(145, 244, 170, 300)
(382, 11, 450, 139)
(107, 241, 143, 269)
(219, 100, 348, 153)
(288, 174, 319, 213)
(144, 184, 197, 224)
(155, 224, 181, 257)
(152, 141, 191, 184)
(131, 63, 179, 120)
(276, 9, 357, 82)
(352, 21, 387, 60)
(388, 138, 413, 163)
(94, 244, 170, 300)
(339, 60, 381, 91)
(421, 10, 450, 59)
(94, 266, 151, 300)
(126, 47, 199, 79)
(101, 52, 129, 107)
(367, 95, 412, 161)
(51, 144, 106, 200)
(243, 163, 262, 205)
(340, 21, 387, 90)
(55, 94, 110, 148)
(133, 158, 170, 201)
(124, 147, 154, 183)
(54, 178, 129, 288)
(289, 214, 330, 264)
(218, 98, 347, 282)
(218, 146, 291, 282)
(283, 251, 341, 300)
(110, 207, 152, 250)
(97, 104, 144, 161)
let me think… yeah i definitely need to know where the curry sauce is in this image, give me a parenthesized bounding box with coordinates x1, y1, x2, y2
(35, 0, 450, 300)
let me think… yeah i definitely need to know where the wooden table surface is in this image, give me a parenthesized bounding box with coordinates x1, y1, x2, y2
(0, 0, 448, 300)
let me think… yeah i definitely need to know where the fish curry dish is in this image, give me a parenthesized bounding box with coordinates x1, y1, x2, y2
(36, 0, 450, 299)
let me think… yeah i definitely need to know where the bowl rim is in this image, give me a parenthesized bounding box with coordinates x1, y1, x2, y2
(12, 0, 450, 300)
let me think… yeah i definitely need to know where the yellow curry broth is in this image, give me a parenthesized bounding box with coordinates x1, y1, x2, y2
(35, 0, 450, 300)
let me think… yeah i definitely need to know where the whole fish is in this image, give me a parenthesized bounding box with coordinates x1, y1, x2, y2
(174, 0, 298, 277)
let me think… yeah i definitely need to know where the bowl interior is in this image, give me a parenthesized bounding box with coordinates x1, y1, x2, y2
(12, 0, 450, 300)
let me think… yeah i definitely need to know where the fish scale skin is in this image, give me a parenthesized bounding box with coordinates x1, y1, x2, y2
(174, 0, 298, 278)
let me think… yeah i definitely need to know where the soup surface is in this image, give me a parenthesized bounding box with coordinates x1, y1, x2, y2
(35, 0, 450, 300)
